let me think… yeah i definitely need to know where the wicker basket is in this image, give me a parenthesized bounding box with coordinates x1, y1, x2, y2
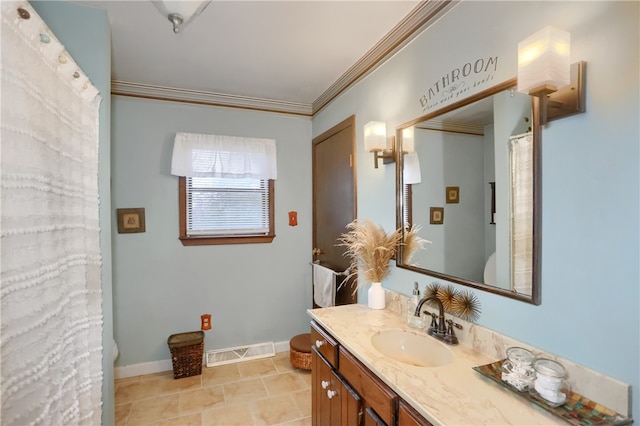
(289, 333, 311, 370)
(168, 331, 204, 379)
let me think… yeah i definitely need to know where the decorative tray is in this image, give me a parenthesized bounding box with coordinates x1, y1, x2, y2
(472, 360, 632, 426)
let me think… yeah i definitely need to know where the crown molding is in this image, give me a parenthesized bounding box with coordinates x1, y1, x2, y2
(311, 0, 459, 115)
(111, 81, 313, 116)
(111, 0, 458, 117)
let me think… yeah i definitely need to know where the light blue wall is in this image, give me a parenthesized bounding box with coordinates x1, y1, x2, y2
(111, 97, 313, 366)
(313, 1, 639, 417)
(29, 1, 113, 424)
(412, 131, 485, 281)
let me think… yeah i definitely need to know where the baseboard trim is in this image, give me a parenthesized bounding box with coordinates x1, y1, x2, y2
(115, 339, 291, 379)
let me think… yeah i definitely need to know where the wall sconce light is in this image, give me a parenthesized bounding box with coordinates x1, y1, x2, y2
(152, 1, 211, 34)
(401, 126, 420, 183)
(403, 152, 422, 184)
(401, 127, 415, 153)
(517, 26, 586, 125)
(364, 121, 395, 168)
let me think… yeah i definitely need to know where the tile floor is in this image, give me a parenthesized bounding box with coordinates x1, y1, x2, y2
(115, 352, 312, 426)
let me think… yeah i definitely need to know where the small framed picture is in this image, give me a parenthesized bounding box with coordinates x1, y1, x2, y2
(430, 207, 444, 225)
(446, 186, 459, 204)
(117, 208, 146, 234)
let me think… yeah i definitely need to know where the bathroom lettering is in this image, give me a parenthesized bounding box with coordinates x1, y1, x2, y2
(420, 56, 498, 111)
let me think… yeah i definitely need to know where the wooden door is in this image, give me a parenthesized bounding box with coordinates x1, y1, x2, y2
(312, 115, 357, 306)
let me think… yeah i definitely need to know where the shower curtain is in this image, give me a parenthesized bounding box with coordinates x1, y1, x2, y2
(509, 132, 533, 295)
(1, 2, 103, 424)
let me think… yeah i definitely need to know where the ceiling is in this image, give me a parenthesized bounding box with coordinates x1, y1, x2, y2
(73, 1, 456, 115)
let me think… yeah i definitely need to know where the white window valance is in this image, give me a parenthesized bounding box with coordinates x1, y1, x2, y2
(171, 132, 277, 179)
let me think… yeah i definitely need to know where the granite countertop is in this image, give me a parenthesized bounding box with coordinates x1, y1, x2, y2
(308, 304, 563, 426)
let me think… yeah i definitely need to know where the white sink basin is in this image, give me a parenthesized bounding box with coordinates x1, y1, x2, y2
(370, 329, 454, 368)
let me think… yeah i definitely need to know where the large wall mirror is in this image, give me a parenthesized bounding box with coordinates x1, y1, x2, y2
(396, 78, 541, 304)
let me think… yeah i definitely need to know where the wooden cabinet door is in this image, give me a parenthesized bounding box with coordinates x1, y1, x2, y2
(364, 407, 388, 426)
(311, 348, 321, 425)
(312, 348, 333, 426)
(313, 348, 346, 425)
(339, 347, 397, 426)
(338, 370, 362, 425)
(398, 400, 433, 426)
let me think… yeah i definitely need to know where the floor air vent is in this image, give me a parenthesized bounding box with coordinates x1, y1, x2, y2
(206, 342, 275, 367)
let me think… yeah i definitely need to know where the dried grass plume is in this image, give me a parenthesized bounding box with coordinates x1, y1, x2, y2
(402, 224, 430, 265)
(338, 219, 401, 287)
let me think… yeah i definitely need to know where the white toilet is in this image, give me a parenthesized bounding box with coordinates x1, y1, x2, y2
(483, 252, 497, 285)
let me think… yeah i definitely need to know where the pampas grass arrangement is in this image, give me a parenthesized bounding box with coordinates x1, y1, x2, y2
(402, 224, 431, 265)
(338, 219, 402, 290)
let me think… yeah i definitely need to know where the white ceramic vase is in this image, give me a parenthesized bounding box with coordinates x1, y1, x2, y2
(368, 282, 386, 309)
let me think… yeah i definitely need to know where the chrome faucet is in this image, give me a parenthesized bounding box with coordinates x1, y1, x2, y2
(414, 295, 459, 345)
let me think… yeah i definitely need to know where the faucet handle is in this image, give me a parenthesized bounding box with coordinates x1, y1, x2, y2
(444, 319, 461, 345)
(423, 310, 439, 334)
(446, 319, 463, 330)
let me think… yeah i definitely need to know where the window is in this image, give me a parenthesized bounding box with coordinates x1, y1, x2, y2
(171, 132, 277, 246)
(179, 177, 274, 245)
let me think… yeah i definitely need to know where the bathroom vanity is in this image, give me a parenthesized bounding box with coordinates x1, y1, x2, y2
(311, 320, 427, 425)
(308, 303, 630, 425)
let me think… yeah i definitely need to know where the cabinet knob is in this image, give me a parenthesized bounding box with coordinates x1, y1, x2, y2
(321, 380, 330, 389)
(327, 390, 337, 399)
(315, 339, 325, 347)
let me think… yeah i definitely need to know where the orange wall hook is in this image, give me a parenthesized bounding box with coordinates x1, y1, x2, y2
(201, 314, 211, 330)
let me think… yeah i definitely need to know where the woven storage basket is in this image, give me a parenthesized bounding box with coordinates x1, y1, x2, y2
(168, 331, 204, 379)
(289, 333, 311, 370)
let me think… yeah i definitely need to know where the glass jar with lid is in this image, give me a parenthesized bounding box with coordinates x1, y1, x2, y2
(501, 347, 536, 392)
(532, 358, 571, 407)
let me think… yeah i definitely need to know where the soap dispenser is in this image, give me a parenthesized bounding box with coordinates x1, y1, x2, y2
(406, 282, 425, 329)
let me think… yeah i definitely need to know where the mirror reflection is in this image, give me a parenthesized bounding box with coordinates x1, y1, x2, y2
(396, 81, 540, 304)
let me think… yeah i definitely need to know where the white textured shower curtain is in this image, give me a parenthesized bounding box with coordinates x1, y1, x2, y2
(509, 132, 533, 295)
(1, 2, 103, 424)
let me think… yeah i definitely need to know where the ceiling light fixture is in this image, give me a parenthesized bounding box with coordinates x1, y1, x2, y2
(152, 1, 211, 34)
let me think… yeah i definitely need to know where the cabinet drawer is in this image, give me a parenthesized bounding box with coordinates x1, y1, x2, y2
(311, 321, 339, 368)
(339, 347, 397, 426)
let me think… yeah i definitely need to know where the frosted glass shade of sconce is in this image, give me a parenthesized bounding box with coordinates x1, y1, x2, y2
(363, 121, 389, 152)
(402, 127, 415, 153)
(517, 26, 570, 94)
(403, 152, 421, 184)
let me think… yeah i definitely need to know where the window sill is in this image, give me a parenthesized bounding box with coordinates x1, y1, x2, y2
(179, 235, 275, 246)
